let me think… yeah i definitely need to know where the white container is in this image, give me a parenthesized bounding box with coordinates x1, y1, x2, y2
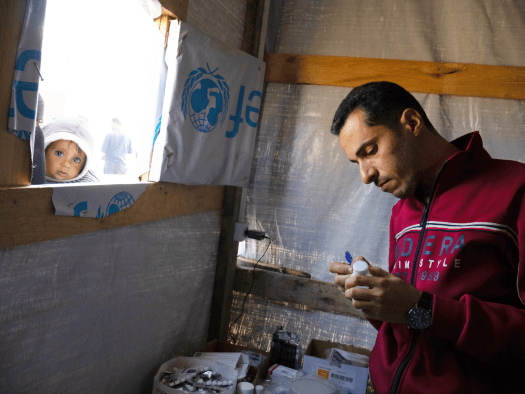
(351, 259, 370, 290)
(351, 260, 369, 276)
(237, 381, 254, 394)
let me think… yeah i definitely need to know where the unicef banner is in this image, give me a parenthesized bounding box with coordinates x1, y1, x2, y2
(8, 0, 47, 141)
(149, 21, 266, 187)
(52, 183, 148, 218)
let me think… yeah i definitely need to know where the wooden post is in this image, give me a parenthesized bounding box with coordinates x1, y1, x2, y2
(207, 0, 267, 343)
(0, 0, 32, 186)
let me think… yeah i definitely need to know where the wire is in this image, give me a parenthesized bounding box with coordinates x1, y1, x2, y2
(228, 236, 272, 344)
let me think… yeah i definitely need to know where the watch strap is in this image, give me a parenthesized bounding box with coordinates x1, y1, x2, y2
(418, 291, 433, 312)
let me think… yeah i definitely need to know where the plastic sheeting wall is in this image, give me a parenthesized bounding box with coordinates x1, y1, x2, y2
(0, 213, 220, 393)
(233, 0, 525, 354)
(0, 0, 247, 393)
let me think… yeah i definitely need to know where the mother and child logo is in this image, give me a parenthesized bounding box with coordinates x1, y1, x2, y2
(181, 63, 230, 134)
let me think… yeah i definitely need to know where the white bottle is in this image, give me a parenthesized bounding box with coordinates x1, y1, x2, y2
(351, 259, 369, 289)
(351, 259, 369, 276)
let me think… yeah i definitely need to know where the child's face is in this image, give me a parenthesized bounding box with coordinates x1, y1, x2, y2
(45, 140, 87, 180)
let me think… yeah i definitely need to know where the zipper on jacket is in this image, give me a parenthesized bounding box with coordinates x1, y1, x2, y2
(389, 161, 448, 394)
(390, 332, 419, 394)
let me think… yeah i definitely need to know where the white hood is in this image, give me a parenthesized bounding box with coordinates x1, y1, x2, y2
(42, 117, 94, 183)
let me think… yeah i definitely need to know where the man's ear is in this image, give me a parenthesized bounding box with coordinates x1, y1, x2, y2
(400, 108, 424, 136)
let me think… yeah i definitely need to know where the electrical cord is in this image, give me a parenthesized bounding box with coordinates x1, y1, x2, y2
(229, 235, 272, 344)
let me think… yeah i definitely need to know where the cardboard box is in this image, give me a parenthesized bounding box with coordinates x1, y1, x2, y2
(193, 352, 249, 380)
(268, 363, 300, 385)
(152, 356, 237, 394)
(302, 339, 371, 394)
(203, 340, 270, 385)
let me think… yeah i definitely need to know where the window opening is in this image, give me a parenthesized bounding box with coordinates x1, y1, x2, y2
(38, 0, 165, 184)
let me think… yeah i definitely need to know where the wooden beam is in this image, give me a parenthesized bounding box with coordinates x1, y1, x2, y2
(208, 186, 244, 343)
(234, 258, 366, 320)
(158, 0, 188, 21)
(241, 0, 265, 58)
(264, 53, 525, 100)
(0, 0, 32, 186)
(0, 183, 224, 250)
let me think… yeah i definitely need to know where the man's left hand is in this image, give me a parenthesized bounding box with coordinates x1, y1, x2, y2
(329, 261, 422, 324)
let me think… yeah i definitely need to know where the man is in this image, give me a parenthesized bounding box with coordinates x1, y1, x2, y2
(101, 117, 134, 175)
(328, 82, 525, 393)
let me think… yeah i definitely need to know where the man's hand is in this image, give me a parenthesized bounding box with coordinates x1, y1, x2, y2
(328, 257, 422, 324)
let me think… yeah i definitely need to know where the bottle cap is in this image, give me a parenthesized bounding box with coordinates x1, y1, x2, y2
(352, 259, 369, 275)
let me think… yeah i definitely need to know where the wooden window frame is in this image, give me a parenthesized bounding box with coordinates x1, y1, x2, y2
(0, 0, 228, 252)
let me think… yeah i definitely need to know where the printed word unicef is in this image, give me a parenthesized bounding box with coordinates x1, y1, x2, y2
(181, 63, 261, 138)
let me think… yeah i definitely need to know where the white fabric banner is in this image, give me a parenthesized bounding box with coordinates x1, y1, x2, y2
(8, 0, 47, 141)
(51, 183, 148, 218)
(149, 21, 266, 187)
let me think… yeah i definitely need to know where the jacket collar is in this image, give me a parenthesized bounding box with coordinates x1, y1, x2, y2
(442, 131, 491, 182)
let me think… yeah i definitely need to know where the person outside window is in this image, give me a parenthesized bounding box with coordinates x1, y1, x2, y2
(101, 117, 133, 175)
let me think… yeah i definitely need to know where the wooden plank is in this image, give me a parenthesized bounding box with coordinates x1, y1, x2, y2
(0, 183, 224, 250)
(264, 53, 525, 100)
(234, 258, 365, 320)
(158, 0, 188, 20)
(208, 186, 244, 343)
(0, 0, 32, 186)
(241, 0, 265, 58)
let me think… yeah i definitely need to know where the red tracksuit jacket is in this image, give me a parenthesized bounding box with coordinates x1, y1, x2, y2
(369, 132, 525, 393)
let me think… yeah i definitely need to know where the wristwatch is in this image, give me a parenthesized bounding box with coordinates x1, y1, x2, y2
(407, 291, 433, 332)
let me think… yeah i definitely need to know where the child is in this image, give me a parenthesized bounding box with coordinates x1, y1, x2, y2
(43, 117, 99, 183)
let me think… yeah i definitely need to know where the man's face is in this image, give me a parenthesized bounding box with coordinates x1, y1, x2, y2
(338, 109, 421, 199)
(45, 140, 86, 180)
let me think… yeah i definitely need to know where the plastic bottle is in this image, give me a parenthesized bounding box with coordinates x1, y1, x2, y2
(351, 259, 369, 277)
(351, 259, 369, 289)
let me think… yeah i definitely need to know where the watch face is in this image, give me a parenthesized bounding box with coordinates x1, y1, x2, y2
(408, 307, 431, 330)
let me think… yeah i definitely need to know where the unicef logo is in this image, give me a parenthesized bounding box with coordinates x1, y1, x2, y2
(93, 191, 135, 218)
(181, 64, 230, 133)
(106, 192, 135, 216)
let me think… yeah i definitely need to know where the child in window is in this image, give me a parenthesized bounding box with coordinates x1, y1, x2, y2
(43, 117, 99, 183)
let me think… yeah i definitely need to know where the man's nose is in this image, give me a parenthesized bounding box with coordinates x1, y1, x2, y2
(360, 161, 377, 184)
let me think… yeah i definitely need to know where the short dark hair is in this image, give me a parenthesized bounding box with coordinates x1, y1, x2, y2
(330, 81, 434, 135)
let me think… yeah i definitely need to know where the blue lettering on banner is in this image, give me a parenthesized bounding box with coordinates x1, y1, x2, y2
(226, 85, 245, 138)
(13, 80, 38, 120)
(245, 90, 261, 128)
(15, 49, 41, 71)
(226, 86, 262, 137)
